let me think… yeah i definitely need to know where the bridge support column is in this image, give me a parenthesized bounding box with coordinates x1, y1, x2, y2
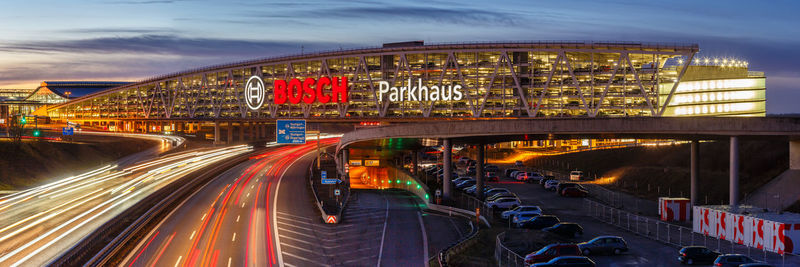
(690, 140, 699, 206)
(342, 149, 350, 178)
(227, 121, 233, 144)
(730, 136, 740, 212)
(791, 140, 800, 170)
(412, 150, 419, 175)
(443, 138, 452, 203)
(239, 122, 245, 143)
(214, 121, 220, 145)
(476, 143, 485, 200)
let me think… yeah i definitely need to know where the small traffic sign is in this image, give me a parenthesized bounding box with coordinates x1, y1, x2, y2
(334, 189, 341, 196)
(325, 215, 337, 224)
(321, 170, 327, 179)
(321, 178, 341, 185)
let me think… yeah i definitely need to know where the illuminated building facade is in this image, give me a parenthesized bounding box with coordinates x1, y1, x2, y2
(48, 41, 715, 122)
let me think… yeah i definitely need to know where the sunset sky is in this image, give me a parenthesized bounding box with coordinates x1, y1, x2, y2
(1, 0, 798, 113)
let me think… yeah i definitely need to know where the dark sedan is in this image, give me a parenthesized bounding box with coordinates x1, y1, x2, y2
(543, 222, 584, 238)
(677, 246, 720, 265)
(517, 215, 560, 229)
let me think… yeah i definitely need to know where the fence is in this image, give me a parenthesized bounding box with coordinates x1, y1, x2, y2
(493, 232, 527, 267)
(584, 199, 799, 266)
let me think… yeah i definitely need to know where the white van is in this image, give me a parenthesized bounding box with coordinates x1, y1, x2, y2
(569, 171, 584, 181)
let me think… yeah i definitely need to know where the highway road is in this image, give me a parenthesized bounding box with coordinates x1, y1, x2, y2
(0, 142, 252, 266)
(123, 138, 430, 267)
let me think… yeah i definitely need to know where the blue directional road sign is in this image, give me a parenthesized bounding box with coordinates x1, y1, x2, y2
(321, 178, 342, 185)
(321, 171, 327, 179)
(276, 120, 306, 144)
(62, 127, 74, 136)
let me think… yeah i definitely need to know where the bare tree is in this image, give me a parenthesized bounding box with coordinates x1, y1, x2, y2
(7, 115, 25, 143)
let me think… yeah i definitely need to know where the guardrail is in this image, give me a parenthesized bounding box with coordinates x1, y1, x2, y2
(494, 231, 527, 267)
(584, 199, 798, 266)
(308, 158, 349, 224)
(51, 149, 254, 266)
(436, 221, 478, 267)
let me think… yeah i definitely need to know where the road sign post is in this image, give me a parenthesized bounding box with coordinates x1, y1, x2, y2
(276, 120, 306, 144)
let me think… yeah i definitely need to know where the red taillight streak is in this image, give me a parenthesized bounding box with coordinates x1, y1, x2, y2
(150, 232, 175, 267)
(129, 230, 159, 267)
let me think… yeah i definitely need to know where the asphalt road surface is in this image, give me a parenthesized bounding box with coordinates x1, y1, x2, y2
(0, 144, 251, 266)
(124, 138, 430, 267)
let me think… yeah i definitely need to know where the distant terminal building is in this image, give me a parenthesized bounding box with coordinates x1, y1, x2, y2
(0, 81, 130, 119)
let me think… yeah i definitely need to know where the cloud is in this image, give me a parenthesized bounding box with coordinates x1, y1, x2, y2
(0, 34, 349, 58)
(301, 5, 518, 26)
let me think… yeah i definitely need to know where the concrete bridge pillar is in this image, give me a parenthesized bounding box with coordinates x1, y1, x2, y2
(476, 143, 485, 200)
(443, 138, 453, 202)
(730, 136, 740, 211)
(214, 121, 220, 145)
(227, 121, 233, 144)
(690, 140, 699, 206)
(412, 150, 419, 176)
(791, 140, 800, 170)
(239, 122, 245, 142)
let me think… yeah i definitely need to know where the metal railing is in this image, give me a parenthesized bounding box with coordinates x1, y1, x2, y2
(494, 232, 527, 267)
(584, 199, 799, 266)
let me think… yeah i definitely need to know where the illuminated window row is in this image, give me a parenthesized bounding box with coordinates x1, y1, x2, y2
(670, 90, 763, 105)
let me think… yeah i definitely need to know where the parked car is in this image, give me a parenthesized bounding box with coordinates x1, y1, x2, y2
(511, 211, 542, 226)
(578, 236, 628, 255)
(556, 183, 585, 195)
(524, 243, 582, 264)
(501, 205, 542, 220)
(570, 170, 584, 181)
(540, 175, 555, 187)
(451, 177, 471, 185)
(532, 256, 595, 267)
(561, 187, 589, 197)
(677, 246, 721, 265)
(457, 156, 471, 165)
(466, 166, 476, 176)
(505, 168, 520, 178)
(517, 215, 560, 229)
(484, 165, 500, 173)
(515, 171, 544, 182)
(485, 172, 499, 182)
(486, 192, 518, 202)
(544, 180, 560, 191)
(485, 197, 520, 210)
(484, 188, 511, 197)
(455, 180, 476, 189)
(543, 222, 584, 238)
(740, 263, 774, 267)
(713, 254, 758, 267)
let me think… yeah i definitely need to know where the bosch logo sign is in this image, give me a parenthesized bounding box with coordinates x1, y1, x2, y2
(274, 77, 348, 104)
(245, 76, 265, 110)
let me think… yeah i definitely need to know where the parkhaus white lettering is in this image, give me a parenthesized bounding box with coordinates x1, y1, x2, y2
(378, 78, 463, 102)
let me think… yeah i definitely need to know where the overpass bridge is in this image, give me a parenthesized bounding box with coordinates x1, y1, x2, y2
(335, 117, 800, 211)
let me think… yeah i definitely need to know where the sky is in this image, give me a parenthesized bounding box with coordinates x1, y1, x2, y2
(0, 0, 798, 113)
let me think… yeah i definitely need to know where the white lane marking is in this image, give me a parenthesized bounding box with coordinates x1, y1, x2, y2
(251, 185, 254, 189)
(418, 212, 430, 267)
(273, 151, 318, 267)
(236, 215, 240, 222)
(241, 202, 245, 208)
(190, 230, 196, 240)
(174, 256, 182, 267)
(246, 193, 250, 198)
(232, 232, 237, 242)
(201, 213, 207, 221)
(227, 257, 232, 267)
(274, 225, 316, 239)
(279, 242, 324, 256)
(281, 251, 331, 267)
(376, 195, 390, 267)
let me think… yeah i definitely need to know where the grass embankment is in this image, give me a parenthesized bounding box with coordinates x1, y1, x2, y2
(0, 137, 157, 190)
(445, 227, 568, 266)
(522, 140, 788, 205)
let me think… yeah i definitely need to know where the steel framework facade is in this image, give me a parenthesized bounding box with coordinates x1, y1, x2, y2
(48, 41, 698, 121)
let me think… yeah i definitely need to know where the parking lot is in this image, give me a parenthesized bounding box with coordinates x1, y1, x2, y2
(450, 162, 698, 267)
